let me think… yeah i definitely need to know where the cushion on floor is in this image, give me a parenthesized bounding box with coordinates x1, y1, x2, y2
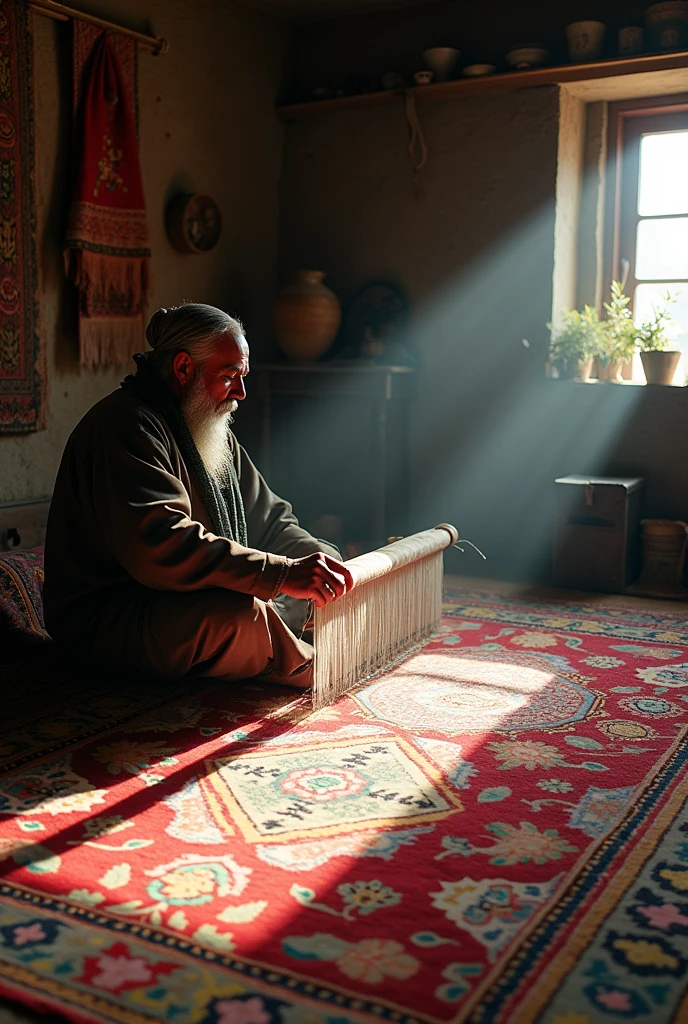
(0, 546, 47, 646)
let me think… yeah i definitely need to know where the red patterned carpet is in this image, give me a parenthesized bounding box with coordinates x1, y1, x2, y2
(1, 585, 687, 1023)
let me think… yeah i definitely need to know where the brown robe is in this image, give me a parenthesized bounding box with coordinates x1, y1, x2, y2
(44, 386, 335, 685)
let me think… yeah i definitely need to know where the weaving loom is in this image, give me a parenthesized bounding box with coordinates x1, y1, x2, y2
(312, 523, 458, 708)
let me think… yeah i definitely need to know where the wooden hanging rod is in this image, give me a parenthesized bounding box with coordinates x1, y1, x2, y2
(29, 0, 168, 55)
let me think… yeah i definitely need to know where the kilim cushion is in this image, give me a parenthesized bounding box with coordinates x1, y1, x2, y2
(0, 546, 48, 645)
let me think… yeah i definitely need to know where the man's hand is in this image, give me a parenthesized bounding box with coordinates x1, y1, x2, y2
(281, 552, 354, 608)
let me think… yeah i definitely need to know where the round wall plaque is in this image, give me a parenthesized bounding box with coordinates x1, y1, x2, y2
(166, 193, 222, 254)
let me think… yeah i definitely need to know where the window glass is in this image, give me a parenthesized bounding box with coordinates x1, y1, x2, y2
(638, 130, 688, 217)
(635, 217, 688, 279)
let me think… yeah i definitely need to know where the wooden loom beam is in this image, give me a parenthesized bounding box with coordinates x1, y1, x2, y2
(312, 524, 458, 708)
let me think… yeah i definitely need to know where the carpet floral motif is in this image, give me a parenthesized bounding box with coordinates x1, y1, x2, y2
(429, 875, 560, 962)
(353, 647, 600, 734)
(0, 586, 687, 1023)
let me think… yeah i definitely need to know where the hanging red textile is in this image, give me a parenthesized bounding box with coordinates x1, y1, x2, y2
(65, 30, 151, 367)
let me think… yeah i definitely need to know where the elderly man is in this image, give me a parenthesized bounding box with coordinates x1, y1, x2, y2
(44, 303, 352, 688)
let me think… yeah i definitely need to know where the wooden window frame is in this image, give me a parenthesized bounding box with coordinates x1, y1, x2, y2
(603, 95, 688, 379)
(606, 94, 688, 304)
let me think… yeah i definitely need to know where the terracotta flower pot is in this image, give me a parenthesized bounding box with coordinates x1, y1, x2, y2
(273, 270, 341, 362)
(599, 358, 624, 382)
(558, 357, 593, 381)
(640, 350, 681, 385)
(627, 519, 688, 598)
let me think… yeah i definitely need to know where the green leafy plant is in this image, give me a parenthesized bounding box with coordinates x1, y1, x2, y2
(635, 291, 676, 352)
(600, 282, 677, 358)
(548, 305, 602, 367)
(600, 280, 637, 363)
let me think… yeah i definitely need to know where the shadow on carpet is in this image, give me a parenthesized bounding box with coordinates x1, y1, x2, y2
(1, 587, 687, 1023)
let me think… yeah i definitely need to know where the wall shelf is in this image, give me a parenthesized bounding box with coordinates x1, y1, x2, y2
(277, 49, 688, 120)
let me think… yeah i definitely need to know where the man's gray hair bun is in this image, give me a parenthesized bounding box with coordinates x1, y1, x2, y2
(145, 307, 169, 349)
(145, 302, 244, 377)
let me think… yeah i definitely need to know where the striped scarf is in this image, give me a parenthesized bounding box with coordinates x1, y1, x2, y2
(122, 354, 248, 546)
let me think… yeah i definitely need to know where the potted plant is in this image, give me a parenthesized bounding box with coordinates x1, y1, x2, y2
(636, 292, 681, 385)
(548, 305, 601, 380)
(599, 281, 637, 381)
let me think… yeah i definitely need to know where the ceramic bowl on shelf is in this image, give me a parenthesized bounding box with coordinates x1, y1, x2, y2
(462, 63, 497, 76)
(413, 70, 434, 85)
(505, 45, 550, 69)
(421, 47, 461, 81)
(645, 2, 688, 51)
(566, 21, 606, 62)
(618, 25, 644, 56)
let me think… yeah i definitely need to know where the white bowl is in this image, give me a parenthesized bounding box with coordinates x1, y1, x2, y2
(422, 47, 461, 81)
(505, 45, 550, 69)
(462, 63, 497, 76)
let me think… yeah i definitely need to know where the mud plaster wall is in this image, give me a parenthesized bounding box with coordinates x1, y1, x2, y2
(1, 0, 291, 503)
(279, 81, 688, 580)
(552, 88, 585, 323)
(577, 101, 607, 311)
(279, 87, 563, 574)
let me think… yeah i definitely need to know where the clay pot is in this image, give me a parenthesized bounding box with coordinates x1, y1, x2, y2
(627, 519, 688, 598)
(422, 47, 461, 82)
(566, 20, 606, 62)
(645, 2, 688, 51)
(558, 357, 593, 381)
(618, 25, 644, 56)
(599, 358, 624, 382)
(273, 270, 341, 362)
(640, 350, 681, 385)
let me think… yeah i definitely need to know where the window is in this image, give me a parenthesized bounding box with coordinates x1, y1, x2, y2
(610, 99, 688, 384)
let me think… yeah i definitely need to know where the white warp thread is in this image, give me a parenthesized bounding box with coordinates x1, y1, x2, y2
(312, 526, 455, 709)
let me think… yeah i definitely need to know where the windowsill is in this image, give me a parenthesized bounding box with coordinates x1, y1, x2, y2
(547, 377, 686, 387)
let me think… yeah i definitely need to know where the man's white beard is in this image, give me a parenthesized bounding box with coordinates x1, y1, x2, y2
(181, 376, 238, 482)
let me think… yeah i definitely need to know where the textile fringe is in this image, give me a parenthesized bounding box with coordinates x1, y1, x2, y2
(65, 249, 151, 312)
(312, 525, 457, 709)
(79, 315, 144, 368)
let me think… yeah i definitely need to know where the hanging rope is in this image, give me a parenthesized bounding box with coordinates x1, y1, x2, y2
(404, 91, 428, 198)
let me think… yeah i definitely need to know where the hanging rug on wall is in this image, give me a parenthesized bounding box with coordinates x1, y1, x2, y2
(0, 0, 45, 433)
(0, 586, 687, 1022)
